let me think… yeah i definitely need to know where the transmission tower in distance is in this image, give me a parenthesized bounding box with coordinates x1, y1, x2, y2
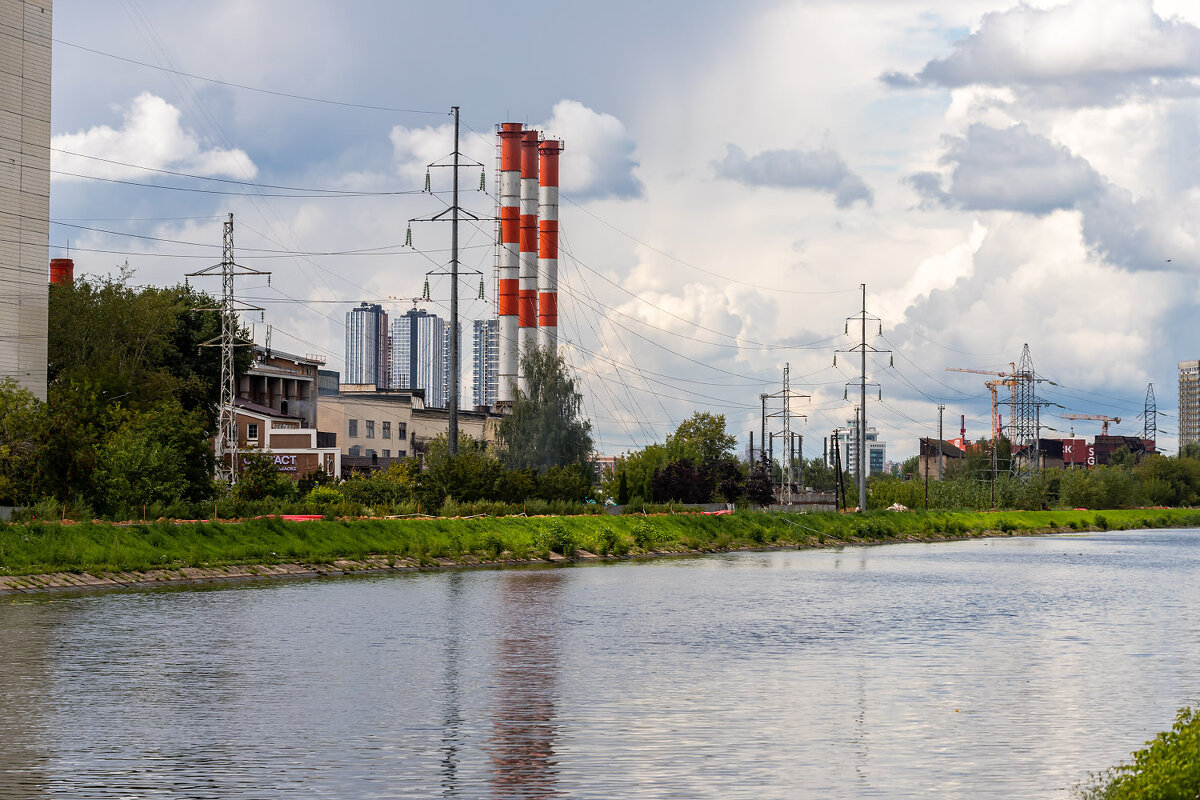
(1142, 383, 1157, 453)
(186, 213, 269, 484)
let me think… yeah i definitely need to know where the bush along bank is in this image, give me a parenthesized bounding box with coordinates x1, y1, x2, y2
(1078, 707, 1200, 800)
(2, 507, 1199, 587)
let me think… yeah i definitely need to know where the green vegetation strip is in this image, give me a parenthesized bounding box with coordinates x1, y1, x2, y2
(1079, 707, 1199, 799)
(2, 508, 1198, 580)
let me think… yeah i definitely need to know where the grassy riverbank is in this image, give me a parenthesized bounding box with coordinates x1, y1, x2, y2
(2, 507, 1198, 580)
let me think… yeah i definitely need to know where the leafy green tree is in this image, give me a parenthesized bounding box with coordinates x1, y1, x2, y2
(48, 269, 250, 424)
(604, 444, 669, 504)
(424, 433, 503, 503)
(94, 400, 210, 515)
(801, 457, 837, 491)
(493, 467, 539, 504)
(651, 458, 714, 503)
(33, 381, 106, 504)
(745, 463, 775, 507)
(537, 464, 592, 503)
(0, 379, 42, 505)
(236, 452, 292, 501)
(665, 412, 737, 463)
(496, 346, 593, 471)
(616, 470, 630, 505)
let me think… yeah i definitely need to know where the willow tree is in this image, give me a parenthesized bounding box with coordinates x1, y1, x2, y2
(496, 347, 593, 472)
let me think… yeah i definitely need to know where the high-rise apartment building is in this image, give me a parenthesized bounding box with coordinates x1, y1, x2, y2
(832, 420, 886, 476)
(392, 308, 445, 407)
(1, 0, 52, 400)
(1180, 360, 1200, 451)
(344, 302, 389, 388)
(472, 318, 498, 409)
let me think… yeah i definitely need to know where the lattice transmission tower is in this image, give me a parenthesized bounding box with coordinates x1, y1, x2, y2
(1142, 383, 1157, 451)
(1011, 343, 1053, 479)
(186, 213, 269, 484)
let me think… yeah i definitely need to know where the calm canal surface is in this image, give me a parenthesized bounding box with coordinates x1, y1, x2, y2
(2, 529, 1199, 799)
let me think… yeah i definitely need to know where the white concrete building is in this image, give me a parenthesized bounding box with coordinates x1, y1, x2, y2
(0, 0, 52, 399)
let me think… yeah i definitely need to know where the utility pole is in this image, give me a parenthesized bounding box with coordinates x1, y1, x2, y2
(449, 106, 460, 453)
(186, 213, 269, 484)
(410, 106, 486, 455)
(937, 404, 946, 482)
(835, 285, 888, 511)
(760, 394, 769, 468)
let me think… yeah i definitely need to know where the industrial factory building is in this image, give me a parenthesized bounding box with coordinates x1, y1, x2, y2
(230, 347, 340, 479)
(317, 376, 498, 473)
(0, 0, 51, 399)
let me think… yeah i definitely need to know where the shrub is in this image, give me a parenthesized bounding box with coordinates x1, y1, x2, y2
(1094, 514, 1110, 530)
(536, 518, 578, 557)
(1079, 707, 1200, 800)
(632, 518, 659, 550)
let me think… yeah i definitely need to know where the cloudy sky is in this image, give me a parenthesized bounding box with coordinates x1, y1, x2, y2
(48, 0, 1200, 459)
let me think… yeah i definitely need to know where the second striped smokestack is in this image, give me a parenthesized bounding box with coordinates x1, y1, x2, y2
(517, 129, 540, 394)
(538, 139, 563, 351)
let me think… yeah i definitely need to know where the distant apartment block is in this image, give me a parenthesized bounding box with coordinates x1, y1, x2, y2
(391, 307, 461, 409)
(472, 318, 498, 409)
(1180, 360, 1200, 451)
(833, 420, 886, 476)
(344, 302, 389, 388)
(0, 0, 52, 399)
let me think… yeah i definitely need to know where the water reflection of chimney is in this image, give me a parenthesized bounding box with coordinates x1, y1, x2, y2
(441, 573, 464, 797)
(488, 570, 563, 798)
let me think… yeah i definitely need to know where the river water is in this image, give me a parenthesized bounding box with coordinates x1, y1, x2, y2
(1, 529, 1198, 799)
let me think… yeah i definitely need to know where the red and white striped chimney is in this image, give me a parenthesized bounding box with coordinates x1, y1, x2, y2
(497, 123, 523, 403)
(518, 129, 540, 393)
(537, 139, 563, 351)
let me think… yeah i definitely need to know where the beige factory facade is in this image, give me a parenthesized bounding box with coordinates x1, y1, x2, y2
(0, 0, 52, 399)
(317, 381, 499, 473)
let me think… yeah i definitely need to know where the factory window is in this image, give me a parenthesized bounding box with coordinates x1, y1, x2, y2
(382, 450, 390, 458)
(383, 421, 391, 439)
(366, 420, 375, 439)
(348, 419, 358, 437)
(349, 446, 361, 456)
(247, 423, 259, 442)
(397, 423, 407, 439)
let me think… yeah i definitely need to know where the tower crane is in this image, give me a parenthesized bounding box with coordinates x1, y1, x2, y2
(946, 364, 1018, 441)
(1061, 413, 1120, 436)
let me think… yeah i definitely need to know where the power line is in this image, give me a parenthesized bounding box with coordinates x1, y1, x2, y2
(56, 38, 448, 115)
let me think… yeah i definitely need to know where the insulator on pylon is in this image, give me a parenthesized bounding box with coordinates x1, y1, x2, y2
(404, 225, 413, 247)
(844, 323, 848, 335)
(261, 311, 265, 322)
(421, 279, 431, 301)
(889, 355, 894, 367)
(478, 277, 485, 299)
(878, 387, 882, 400)
(833, 354, 837, 367)
(878, 323, 883, 335)
(843, 388, 848, 400)
(267, 275, 271, 287)
(424, 170, 431, 192)
(479, 169, 486, 191)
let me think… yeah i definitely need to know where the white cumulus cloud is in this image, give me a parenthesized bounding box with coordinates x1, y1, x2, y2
(882, 0, 1200, 106)
(51, 92, 257, 181)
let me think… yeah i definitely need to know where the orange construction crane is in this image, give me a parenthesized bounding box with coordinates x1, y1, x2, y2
(946, 364, 1018, 441)
(1061, 413, 1121, 435)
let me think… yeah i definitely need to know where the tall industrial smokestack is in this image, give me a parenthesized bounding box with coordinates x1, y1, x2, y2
(517, 129, 540, 393)
(497, 123, 523, 404)
(537, 139, 563, 352)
